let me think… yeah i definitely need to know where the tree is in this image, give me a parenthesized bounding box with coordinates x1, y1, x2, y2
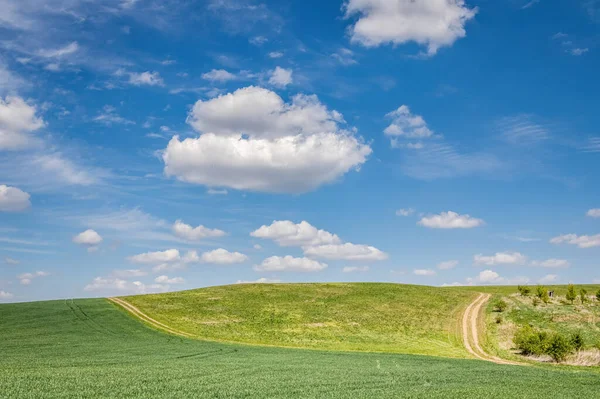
(566, 284, 577, 305)
(596, 289, 600, 302)
(580, 288, 588, 304)
(547, 333, 574, 362)
(571, 332, 585, 351)
(494, 299, 508, 312)
(536, 286, 549, 304)
(518, 285, 531, 297)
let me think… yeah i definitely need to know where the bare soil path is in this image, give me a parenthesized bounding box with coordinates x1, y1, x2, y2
(461, 293, 523, 366)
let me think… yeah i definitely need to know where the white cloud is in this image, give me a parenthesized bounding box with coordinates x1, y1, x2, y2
(30, 153, 98, 186)
(172, 220, 226, 241)
(128, 71, 164, 86)
(418, 211, 484, 229)
(38, 42, 79, 58)
(395, 208, 414, 216)
(268, 51, 284, 58)
(0, 290, 13, 299)
(384, 105, 434, 139)
(570, 48, 589, 56)
(164, 86, 370, 193)
(343, 266, 370, 273)
(530, 259, 570, 268)
(344, 0, 477, 56)
(587, 209, 600, 218)
(72, 229, 103, 246)
(550, 234, 600, 249)
(254, 255, 327, 272)
(251, 220, 341, 247)
(93, 105, 135, 126)
(128, 249, 180, 264)
(0, 185, 31, 211)
(5, 257, 20, 265)
(18, 270, 49, 285)
(471, 269, 503, 284)
(304, 243, 388, 261)
(474, 252, 527, 266)
(112, 269, 148, 278)
(0, 96, 45, 150)
(202, 69, 236, 82)
(200, 248, 248, 264)
(253, 244, 262, 250)
(249, 36, 268, 46)
(331, 48, 357, 65)
(437, 260, 458, 270)
(236, 277, 281, 284)
(84, 277, 169, 294)
(268, 66, 293, 88)
(539, 274, 558, 284)
(154, 275, 185, 284)
(414, 268, 436, 276)
(496, 114, 549, 145)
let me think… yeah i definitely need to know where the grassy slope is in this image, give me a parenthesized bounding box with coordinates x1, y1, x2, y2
(2, 299, 600, 398)
(124, 283, 476, 358)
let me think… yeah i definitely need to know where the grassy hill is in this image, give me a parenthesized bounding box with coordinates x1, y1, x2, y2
(2, 297, 600, 398)
(123, 283, 477, 358)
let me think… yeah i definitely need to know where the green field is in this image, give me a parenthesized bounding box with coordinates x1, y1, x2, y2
(124, 283, 476, 358)
(2, 297, 600, 398)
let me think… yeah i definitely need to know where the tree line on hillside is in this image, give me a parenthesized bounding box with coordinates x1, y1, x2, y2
(517, 284, 599, 306)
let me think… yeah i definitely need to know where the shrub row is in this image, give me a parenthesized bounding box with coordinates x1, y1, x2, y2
(514, 326, 584, 362)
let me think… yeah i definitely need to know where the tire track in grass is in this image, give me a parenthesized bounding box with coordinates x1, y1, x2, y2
(462, 293, 523, 366)
(107, 297, 195, 338)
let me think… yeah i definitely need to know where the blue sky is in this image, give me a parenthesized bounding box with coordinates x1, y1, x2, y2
(0, 0, 599, 302)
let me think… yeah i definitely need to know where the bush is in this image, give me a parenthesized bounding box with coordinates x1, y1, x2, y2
(596, 289, 600, 302)
(514, 326, 574, 362)
(495, 316, 502, 324)
(494, 299, 508, 312)
(532, 297, 540, 307)
(547, 334, 573, 362)
(571, 332, 585, 351)
(566, 284, 577, 304)
(518, 285, 531, 297)
(580, 288, 588, 304)
(514, 326, 550, 356)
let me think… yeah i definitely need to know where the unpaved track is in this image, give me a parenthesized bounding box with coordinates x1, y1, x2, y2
(108, 297, 195, 338)
(462, 293, 522, 366)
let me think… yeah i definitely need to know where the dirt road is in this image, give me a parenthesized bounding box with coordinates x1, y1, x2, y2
(461, 293, 522, 365)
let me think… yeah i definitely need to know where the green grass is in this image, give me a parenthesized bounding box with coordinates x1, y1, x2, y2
(3, 298, 600, 398)
(123, 283, 477, 358)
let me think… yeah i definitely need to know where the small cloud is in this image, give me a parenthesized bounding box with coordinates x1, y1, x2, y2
(72, 229, 103, 247)
(0, 291, 14, 299)
(154, 275, 185, 284)
(207, 188, 228, 195)
(437, 260, 458, 270)
(5, 257, 20, 265)
(268, 67, 293, 88)
(249, 36, 268, 46)
(530, 259, 570, 268)
(395, 208, 414, 217)
(18, 271, 49, 285)
(343, 266, 369, 273)
(414, 269, 436, 276)
(587, 208, 600, 218)
(202, 69, 236, 82)
(569, 48, 589, 56)
(128, 71, 164, 86)
(268, 51, 284, 59)
(521, 0, 540, 9)
(236, 277, 281, 284)
(474, 252, 527, 266)
(418, 211, 484, 229)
